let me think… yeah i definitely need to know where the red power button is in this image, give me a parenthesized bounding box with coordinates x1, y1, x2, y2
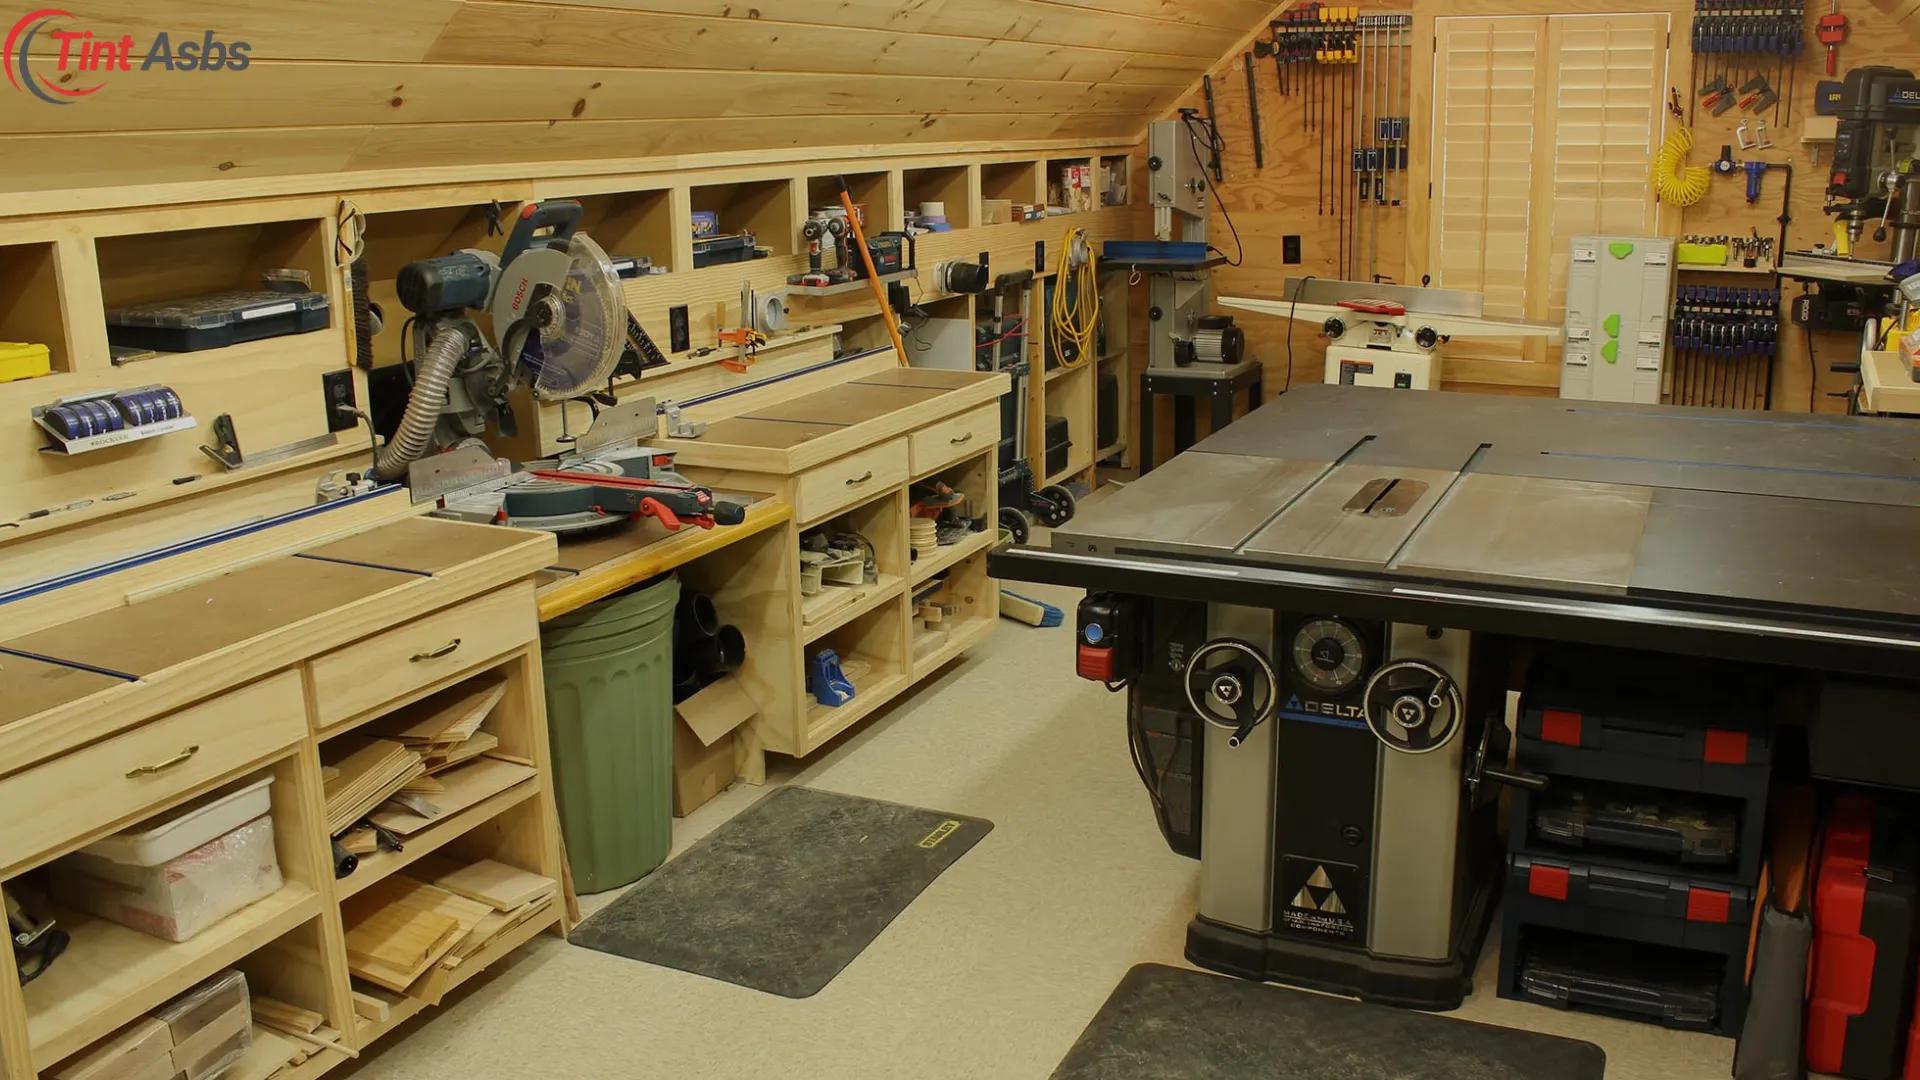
(1077, 644, 1114, 681)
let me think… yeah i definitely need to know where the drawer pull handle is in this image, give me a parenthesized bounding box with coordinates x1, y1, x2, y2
(411, 638, 462, 662)
(126, 745, 199, 778)
(844, 471, 874, 487)
(949, 432, 974, 445)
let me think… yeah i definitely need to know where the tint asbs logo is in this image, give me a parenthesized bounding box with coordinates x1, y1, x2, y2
(6, 8, 250, 104)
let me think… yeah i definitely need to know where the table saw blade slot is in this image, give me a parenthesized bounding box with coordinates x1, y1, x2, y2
(1342, 477, 1429, 517)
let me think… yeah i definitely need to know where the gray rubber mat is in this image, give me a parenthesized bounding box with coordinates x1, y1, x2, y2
(1052, 964, 1607, 1080)
(568, 785, 991, 998)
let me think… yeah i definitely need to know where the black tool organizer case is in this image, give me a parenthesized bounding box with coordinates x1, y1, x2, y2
(106, 290, 330, 353)
(1513, 778, 1760, 885)
(1518, 650, 1774, 801)
(1501, 854, 1751, 1034)
(1511, 924, 1732, 1035)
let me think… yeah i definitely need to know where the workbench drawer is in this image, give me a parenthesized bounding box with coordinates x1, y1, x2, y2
(309, 582, 537, 729)
(0, 671, 305, 875)
(795, 440, 907, 525)
(910, 405, 998, 477)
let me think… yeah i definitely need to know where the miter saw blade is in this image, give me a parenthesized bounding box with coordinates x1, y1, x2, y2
(510, 233, 625, 402)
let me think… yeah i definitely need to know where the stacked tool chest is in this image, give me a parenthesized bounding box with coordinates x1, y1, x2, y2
(1498, 649, 1774, 1036)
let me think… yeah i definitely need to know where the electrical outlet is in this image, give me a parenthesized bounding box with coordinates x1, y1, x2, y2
(1283, 236, 1303, 264)
(669, 305, 690, 352)
(322, 368, 358, 432)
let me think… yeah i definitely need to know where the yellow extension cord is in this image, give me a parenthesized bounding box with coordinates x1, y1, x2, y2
(1049, 226, 1100, 369)
(1652, 123, 1710, 208)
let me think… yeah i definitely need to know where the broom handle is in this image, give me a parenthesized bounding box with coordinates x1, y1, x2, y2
(837, 176, 910, 367)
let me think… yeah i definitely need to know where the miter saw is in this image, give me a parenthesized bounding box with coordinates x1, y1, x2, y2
(1220, 279, 1562, 390)
(370, 200, 625, 482)
(409, 396, 746, 535)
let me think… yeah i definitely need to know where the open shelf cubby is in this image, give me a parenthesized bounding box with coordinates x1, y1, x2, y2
(690, 179, 795, 257)
(0, 242, 69, 373)
(359, 203, 503, 368)
(903, 166, 972, 230)
(574, 189, 677, 273)
(805, 172, 895, 232)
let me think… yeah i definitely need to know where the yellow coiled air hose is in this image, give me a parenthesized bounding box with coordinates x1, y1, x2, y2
(1652, 123, 1710, 208)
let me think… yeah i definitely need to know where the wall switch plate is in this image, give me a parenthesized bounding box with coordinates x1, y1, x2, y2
(669, 305, 690, 352)
(1283, 236, 1302, 264)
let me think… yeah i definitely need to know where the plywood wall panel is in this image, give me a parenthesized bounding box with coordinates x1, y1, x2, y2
(1, 0, 1278, 199)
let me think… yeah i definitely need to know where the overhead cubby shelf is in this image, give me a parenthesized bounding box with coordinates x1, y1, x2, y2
(903, 166, 971, 230)
(690, 179, 795, 260)
(574, 189, 677, 275)
(805, 172, 895, 233)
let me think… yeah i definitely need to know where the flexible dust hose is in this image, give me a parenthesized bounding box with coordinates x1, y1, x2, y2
(371, 324, 466, 482)
(1652, 123, 1710, 208)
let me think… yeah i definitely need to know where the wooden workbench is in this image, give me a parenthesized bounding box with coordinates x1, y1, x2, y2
(0, 501, 565, 1080)
(1860, 349, 1920, 416)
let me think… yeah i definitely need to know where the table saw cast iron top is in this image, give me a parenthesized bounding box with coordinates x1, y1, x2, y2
(988, 384, 1920, 1011)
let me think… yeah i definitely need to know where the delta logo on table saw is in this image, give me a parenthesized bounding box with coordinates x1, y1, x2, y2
(6, 8, 251, 105)
(1280, 858, 1360, 939)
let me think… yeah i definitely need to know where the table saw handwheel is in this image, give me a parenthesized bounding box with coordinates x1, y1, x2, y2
(1183, 639, 1278, 748)
(1361, 659, 1463, 754)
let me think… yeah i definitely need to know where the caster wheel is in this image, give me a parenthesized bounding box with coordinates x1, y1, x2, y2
(999, 507, 1032, 545)
(1036, 485, 1077, 527)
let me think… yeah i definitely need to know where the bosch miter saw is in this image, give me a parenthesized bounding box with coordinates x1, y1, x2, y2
(360, 199, 743, 536)
(370, 200, 625, 481)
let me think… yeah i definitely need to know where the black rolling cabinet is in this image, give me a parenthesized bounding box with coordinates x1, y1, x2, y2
(1498, 649, 1775, 1037)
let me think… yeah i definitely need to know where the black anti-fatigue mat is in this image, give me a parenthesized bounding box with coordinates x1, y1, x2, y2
(1051, 964, 1608, 1080)
(568, 785, 991, 998)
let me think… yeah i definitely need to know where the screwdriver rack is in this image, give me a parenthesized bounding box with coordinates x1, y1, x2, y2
(1670, 285, 1781, 409)
(1691, 0, 1807, 126)
(1260, 5, 1412, 282)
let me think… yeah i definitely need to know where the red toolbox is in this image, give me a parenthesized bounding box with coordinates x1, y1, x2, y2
(1808, 795, 1920, 1080)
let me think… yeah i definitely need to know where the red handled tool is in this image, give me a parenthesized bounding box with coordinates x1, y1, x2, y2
(529, 470, 746, 531)
(1817, 0, 1847, 75)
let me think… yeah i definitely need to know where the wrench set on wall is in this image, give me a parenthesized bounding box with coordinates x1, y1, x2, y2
(1256, 5, 1413, 282)
(1669, 285, 1781, 409)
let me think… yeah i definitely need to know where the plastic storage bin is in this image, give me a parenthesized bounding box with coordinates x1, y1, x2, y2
(105, 290, 329, 352)
(1512, 778, 1760, 885)
(54, 815, 283, 943)
(81, 775, 273, 866)
(1512, 925, 1727, 1033)
(543, 574, 680, 893)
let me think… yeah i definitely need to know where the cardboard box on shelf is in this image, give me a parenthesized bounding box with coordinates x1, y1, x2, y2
(672, 675, 757, 816)
(981, 200, 1014, 226)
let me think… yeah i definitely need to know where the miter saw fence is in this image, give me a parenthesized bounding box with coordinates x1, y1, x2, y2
(376, 200, 625, 481)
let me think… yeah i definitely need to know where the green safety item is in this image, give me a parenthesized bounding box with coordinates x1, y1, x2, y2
(1602, 314, 1621, 338)
(1609, 241, 1635, 259)
(1601, 341, 1619, 364)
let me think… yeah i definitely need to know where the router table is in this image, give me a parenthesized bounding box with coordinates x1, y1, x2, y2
(989, 384, 1920, 1010)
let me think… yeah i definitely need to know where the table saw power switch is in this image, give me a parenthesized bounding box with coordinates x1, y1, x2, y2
(1077, 594, 1137, 683)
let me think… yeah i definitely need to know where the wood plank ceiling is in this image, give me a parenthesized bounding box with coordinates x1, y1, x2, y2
(1, 0, 1278, 194)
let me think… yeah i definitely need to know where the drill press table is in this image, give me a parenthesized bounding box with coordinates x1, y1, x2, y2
(994, 383, 1920, 678)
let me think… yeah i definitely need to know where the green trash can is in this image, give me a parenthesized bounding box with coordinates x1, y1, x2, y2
(542, 574, 680, 894)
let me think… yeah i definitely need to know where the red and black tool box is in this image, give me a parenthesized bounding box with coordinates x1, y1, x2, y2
(1500, 852, 1752, 1034)
(1517, 649, 1774, 802)
(1807, 794, 1920, 1080)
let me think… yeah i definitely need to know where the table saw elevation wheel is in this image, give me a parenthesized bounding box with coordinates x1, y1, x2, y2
(1183, 639, 1278, 749)
(1361, 659, 1463, 755)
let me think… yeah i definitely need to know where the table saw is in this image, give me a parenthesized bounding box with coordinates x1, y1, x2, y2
(989, 384, 1920, 1009)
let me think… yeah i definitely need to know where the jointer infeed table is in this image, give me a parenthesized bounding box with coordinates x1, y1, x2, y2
(990, 384, 1920, 1010)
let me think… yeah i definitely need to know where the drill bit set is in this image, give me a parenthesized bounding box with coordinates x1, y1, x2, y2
(1259, 5, 1412, 281)
(1670, 285, 1781, 409)
(1691, 0, 1805, 125)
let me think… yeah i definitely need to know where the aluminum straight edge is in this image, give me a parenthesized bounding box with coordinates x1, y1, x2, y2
(985, 546, 1920, 677)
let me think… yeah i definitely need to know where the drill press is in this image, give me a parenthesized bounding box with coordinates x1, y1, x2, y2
(1826, 66, 1920, 260)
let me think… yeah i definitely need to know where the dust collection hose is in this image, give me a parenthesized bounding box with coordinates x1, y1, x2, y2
(371, 322, 467, 482)
(1652, 123, 1710, 208)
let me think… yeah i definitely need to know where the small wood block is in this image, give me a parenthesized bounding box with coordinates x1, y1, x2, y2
(428, 859, 557, 912)
(249, 997, 324, 1035)
(350, 991, 391, 1024)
